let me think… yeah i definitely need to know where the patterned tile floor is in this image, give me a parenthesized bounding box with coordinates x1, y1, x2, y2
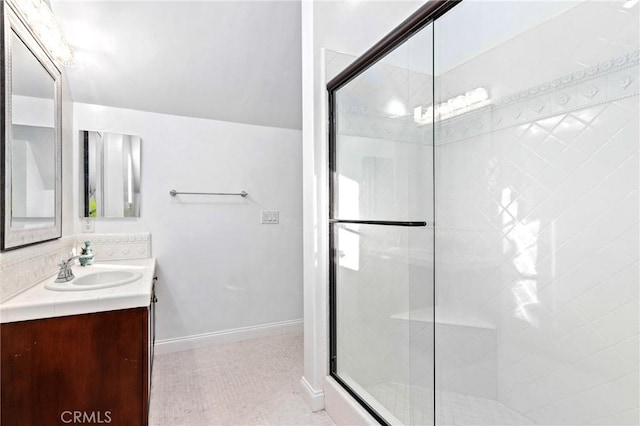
(368, 382, 535, 426)
(149, 333, 335, 426)
(150, 332, 536, 426)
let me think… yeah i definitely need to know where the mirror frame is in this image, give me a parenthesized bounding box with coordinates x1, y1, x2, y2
(1, 1, 63, 251)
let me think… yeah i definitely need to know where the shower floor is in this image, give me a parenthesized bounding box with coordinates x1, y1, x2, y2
(366, 381, 535, 426)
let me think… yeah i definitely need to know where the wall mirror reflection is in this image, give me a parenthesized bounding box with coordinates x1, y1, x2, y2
(80, 130, 142, 218)
(2, 3, 62, 251)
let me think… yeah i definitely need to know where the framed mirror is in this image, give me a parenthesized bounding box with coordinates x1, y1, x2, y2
(1, 3, 62, 250)
(80, 130, 142, 218)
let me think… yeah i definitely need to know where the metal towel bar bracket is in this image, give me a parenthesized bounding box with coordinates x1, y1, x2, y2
(169, 189, 248, 198)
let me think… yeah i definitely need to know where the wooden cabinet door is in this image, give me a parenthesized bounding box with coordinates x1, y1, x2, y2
(1, 308, 148, 426)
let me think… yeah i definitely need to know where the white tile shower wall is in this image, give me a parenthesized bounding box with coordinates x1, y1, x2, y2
(72, 103, 303, 342)
(436, 59, 639, 426)
(433, 1, 639, 423)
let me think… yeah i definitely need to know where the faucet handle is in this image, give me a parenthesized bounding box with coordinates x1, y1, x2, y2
(58, 255, 77, 269)
(55, 258, 75, 283)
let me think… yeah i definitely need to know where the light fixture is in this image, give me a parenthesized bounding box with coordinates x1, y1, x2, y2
(11, 0, 74, 66)
(386, 98, 408, 118)
(414, 87, 490, 125)
(623, 0, 638, 8)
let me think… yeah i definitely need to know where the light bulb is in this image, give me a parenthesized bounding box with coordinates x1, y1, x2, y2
(12, 0, 74, 66)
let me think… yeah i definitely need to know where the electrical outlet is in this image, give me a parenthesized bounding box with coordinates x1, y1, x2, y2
(81, 218, 95, 233)
(261, 210, 279, 224)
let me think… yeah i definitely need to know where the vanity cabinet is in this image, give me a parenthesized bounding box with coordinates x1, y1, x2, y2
(1, 299, 155, 425)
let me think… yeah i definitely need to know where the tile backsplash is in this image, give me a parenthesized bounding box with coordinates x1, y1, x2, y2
(0, 237, 77, 302)
(76, 232, 151, 262)
(0, 232, 151, 302)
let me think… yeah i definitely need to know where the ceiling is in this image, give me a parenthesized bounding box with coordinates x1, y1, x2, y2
(51, 1, 302, 129)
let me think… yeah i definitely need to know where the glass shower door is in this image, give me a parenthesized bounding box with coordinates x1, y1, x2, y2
(328, 1, 638, 424)
(329, 24, 435, 425)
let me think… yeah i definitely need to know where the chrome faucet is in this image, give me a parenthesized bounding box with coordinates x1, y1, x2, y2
(55, 255, 82, 283)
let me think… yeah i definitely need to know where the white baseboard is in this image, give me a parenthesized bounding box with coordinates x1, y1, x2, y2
(154, 318, 303, 355)
(301, 376, 325, 412)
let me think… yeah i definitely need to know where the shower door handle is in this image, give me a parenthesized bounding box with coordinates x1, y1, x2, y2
(329, 219, 428, 227)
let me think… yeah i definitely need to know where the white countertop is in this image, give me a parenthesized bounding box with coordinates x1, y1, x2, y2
(1, 258, 156, 324)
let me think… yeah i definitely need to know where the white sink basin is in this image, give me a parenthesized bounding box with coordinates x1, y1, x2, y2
(74, 271, 140, 287)
(45, 270, 142, 291)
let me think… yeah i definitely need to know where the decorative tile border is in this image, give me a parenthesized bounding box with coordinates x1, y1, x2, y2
(496, 51, 639, 108)
(438, 51, 640, 145)
(76, 232, 151, 261)
(0, 232, 152, 302)
(338, 111, 426, 145)
(337, 51, 639, 146)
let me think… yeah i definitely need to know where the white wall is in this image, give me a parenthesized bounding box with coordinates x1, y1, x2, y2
(73, 103, 303, 341)
(12, 140, 53, 218)
(11, 96, 57, 220)
(12, 95, 55, 127)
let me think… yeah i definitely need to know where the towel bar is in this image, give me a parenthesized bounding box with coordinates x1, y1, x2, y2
(169, 190, 248, 198)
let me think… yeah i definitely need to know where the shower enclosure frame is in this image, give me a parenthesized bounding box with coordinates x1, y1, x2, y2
(326, 1, 460, 424)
